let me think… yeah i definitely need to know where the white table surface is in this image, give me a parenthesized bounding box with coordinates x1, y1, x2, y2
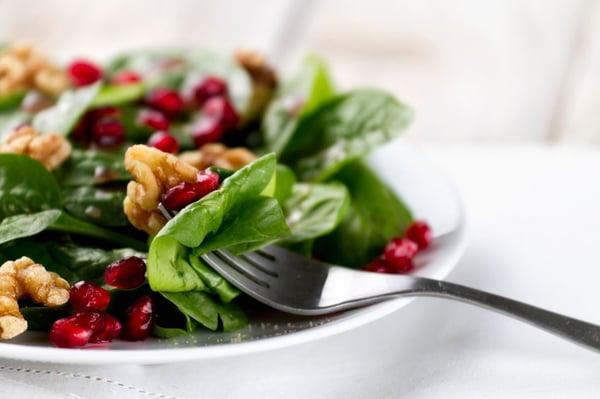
(2, 145, 600, 398)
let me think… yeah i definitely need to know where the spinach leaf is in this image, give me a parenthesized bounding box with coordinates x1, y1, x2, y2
(49, 212, 146, 251)
(161, 291, 247, 332)
(0, 209, 62, 246)
(62, 186, 128, 227)
(0, 154, 62, 218)
(282, 182, 349, 243)
(21, 306, 69, 331)
(314, 161, 412, 267)
(107, 49, 186, 89)
(262, 55, 335, 154)
(188, 254, 239, 303)
(0, 90, 25, 111)
(274, 164, 296, 204)
(147, 153, 289, 292)
(32, 83, 100, 134)
(0, 236, 143, 283)
(280, 89, 414, 181)
(54, 148, 130, 187)
(91, 83, 145, 107)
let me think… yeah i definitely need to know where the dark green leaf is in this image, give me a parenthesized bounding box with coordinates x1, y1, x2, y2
(262, 55, 336, 154)
(21, 306, 69, 331)
(54, 149, 130, 187)
(32, 83, 100, 134)
(0, 154, 62, 219)
(161, 291, 248, 332)
(49, 212, 146, 251)
(282, 182, 349, 242)
(315, 161, 412, 267)
(0, 209, 62, 245)
(280, 89, 413, 181)
(63, 186, 128, 227)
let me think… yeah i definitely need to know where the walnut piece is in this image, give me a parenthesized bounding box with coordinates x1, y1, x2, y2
(0, 43, 69, 97)
(0, 257, 70, 340)
(179, 143, 256, 171)
(124, 145, 200, 235)
(234, 50, 277, 124)
(0, 125, 72, 170)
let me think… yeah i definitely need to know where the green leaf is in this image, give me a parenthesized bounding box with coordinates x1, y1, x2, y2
(314, 161, 412, 267)
(0, 90, 25, 111)
(262, 55, 336, 154)
(21, 306, 69, 331)
(274, 164, 296, 204)
(188, 253, 239, 303)
(33, 83, 101, 134)
(0, 209, 62, 246)
(54, 148, 130, 187)
(62, 186, 128, 227)
(147, 153, 289, 292)
(282, 182, 349, 243)
(49, 212, 147, 252)
(280, 89, 414, 181)
(0, 154, 62, 219)
(161, 291, 248, 332)
(91, 83, 145, 107)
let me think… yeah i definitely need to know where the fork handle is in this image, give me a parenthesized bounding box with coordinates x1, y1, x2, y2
(402, 277, 600, 352)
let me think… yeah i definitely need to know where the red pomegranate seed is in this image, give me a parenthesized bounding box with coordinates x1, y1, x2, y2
(72, 311, 105, 332)
(148, 131, 179, 154)
(405, 221, 433, 250)
(68, 59, 103, 87)
(364, 258, 389, 273)
(104, 256, 147, 289)
(69, 281, 111, 312)
(111, 69, 142, 85)
(383, 238, 418, 273)
(136, 108, 170, 131)
(123, 295, 155, 341)
(91, 117, 125, 148)
(202, 96, 239, 131)
(161, 171, 220, 212)
(89, 314, 122, 344)
(191, 116, 224, 147)
(193, 76, 228, 106)
(49, 316, 93, 348)
(146, 88, 184, 117)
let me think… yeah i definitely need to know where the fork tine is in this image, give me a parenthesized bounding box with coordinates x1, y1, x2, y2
(239, 252, 279, 277)
(215, 250, 279, 286)
(201, 252, 271, 296)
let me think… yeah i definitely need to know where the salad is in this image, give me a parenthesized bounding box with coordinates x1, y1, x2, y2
(0, 43, 432, 348)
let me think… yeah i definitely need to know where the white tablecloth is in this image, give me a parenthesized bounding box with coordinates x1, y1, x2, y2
(2, 145, 600, 398)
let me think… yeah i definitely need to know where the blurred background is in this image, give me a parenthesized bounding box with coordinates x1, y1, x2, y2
(1, 0, 598, 145)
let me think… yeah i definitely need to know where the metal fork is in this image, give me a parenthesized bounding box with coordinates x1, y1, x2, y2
(201, 243, 600, 353)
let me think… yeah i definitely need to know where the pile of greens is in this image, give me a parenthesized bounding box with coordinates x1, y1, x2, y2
(0, 49, 413, 337)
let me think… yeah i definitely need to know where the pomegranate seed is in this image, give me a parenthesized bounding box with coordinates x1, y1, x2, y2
(146, 88, 184, 117)
(191, 116, 224, 147)
(72, 311, 105, 332)
(405, 221, 433, 250)
(104, 256, 147, 289)
(68, 59, 103, 87)
(123, 295, 155, 341)
(111, 69, 141, 85)
(89, 314, 122, 344)
(73, 107, 121, 143)
(202, 96, 239, 131)
(161, 171, 220, 212)
(136, 108, 170, 131)
(383, 238, 418, 273)
(148, 131, 179, 154)
(193, 76, 228, 106)
(364, 258, 389, 273)
(49, 316, 93, 348)
(91, 117, 125, 148)
(69, 281, 111, 312)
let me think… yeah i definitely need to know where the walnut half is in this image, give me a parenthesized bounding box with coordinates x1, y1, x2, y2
(0, 125, 71, 170)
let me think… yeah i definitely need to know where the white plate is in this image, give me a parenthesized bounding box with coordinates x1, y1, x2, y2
(0, 140, 467, 364)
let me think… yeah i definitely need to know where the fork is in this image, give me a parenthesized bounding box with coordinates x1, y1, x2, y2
(200, 242, 600, 353)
